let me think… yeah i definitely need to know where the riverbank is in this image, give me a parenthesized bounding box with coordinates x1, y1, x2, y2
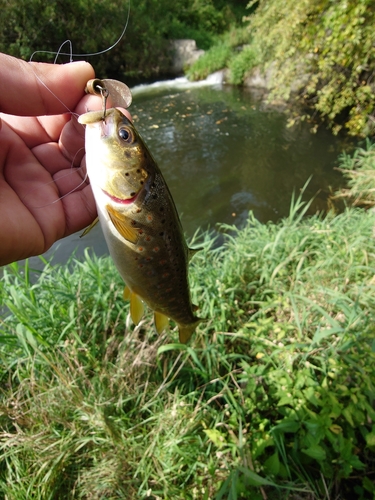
(8, 76, 348, 276)
(1, 144, 375, 499)
(186, 0, 375, 138)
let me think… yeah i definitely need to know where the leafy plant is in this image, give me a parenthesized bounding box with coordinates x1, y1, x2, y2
(335, 139, 375, 207)
(187, 25, 250, 80)
(228, 44, 260, 85)
(0, 0, 244, 81)
(187, 41, 232, 80)
(2, 148, 375, 498)
(243, 0, 375, 136)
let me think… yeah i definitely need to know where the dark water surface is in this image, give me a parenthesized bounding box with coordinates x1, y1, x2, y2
(19, 77, 353, 270)
(131, 80, 350, 233)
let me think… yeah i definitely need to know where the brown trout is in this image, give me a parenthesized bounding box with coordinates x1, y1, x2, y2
(78, 108, 202, 343)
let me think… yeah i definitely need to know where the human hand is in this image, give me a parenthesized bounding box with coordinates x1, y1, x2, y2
(0, 54, 103, 266)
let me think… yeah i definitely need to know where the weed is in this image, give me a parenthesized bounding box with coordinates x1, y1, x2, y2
(1, 152, 375, 498)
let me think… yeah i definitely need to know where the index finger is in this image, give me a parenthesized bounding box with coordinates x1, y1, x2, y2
(0, 53, 95, 116)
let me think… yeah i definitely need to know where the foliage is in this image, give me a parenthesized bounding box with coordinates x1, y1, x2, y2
(186, 25, 251, 80)
(335, 139, 375, 207)
(186, 41, 233, 81)
(1, 147, 375, 498)
(228, 44, 260, 85)
(0, 0, 243, 81)
(243, 0, 375, 136)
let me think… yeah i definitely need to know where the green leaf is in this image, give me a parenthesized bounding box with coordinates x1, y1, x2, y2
(264, 452, 280, 475)
(301, 444, 326, 461)
(157, 343, 188, 355)
(312, 326, 343, 344)
(272, 419, 300, 434)
(363, 476, 375, 493)
(238, 466, 276, 487)
(342, 407, 355, 427)
(350, 455, 366, 471)
(277, 395, 294, 406)
(365, 431, 375, 448)
(204, 429, 227, 449)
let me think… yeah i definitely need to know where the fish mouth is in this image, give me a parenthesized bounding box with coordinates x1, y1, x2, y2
(101, 117, 114, 138)
(102, 189, 139, 204)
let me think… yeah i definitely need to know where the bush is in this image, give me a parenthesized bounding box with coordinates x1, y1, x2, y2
(244, 0, 375, 136)
(187, 41, 232, 80)
(228, 44, 259, 85)
(187, 25, 250, 80)
(0, 0, 243, 80)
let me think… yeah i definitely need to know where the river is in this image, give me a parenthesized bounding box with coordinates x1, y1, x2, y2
(16, 73, 352, 271)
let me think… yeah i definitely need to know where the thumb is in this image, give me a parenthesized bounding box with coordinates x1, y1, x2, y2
(0, 53, 95, 116)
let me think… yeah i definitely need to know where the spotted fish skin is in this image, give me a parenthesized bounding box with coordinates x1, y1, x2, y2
(78, 108, 201, 342)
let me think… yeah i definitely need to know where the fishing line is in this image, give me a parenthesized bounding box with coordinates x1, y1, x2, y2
(22, 149, 90, 209)
(25, 0, 131, 208)
(28, 0, 130, 115)
(29, 0, 131, 63)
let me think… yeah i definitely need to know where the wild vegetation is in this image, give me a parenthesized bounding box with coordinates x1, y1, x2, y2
(188, 0, 375, 137)
(1, 146, 375, 499)
(2, 0, 373, 135)
(0, 0, 245, 81)
(1, 1, 375, 497)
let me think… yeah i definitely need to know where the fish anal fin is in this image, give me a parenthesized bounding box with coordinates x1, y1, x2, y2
(178, 318, 203, 344)
(154, 311, 169, 334)
(106, 204, 139, 243)
(80, 217, 100, 238)
(123, 285, 131, 301)
(130, 292, 144, 325)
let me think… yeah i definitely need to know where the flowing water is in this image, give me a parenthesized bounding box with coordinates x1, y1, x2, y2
(18, 75, 353, 270)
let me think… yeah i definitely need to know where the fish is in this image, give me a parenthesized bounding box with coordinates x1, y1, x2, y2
(78, 107, 202, 343)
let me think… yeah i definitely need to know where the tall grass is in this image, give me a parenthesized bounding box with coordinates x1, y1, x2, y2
(335, 139, 375, 207)
(1, 163, 375, 498)
(186, 26, 252, 81)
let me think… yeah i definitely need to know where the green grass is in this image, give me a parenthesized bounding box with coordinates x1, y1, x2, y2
(186, 26, 252, 81)
(335, 139, 375, 208)
(1, 162, 375, 498)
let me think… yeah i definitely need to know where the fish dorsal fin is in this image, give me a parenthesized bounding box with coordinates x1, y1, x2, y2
(106, 205, 139, 243)
(130, 292, 144, 325)
(188, 247, 203, 262)
(154, 311, 169, 334)
(123, 285, 131, 301)
(80, 217, 100, 238)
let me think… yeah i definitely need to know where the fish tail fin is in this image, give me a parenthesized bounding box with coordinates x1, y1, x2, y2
(178, 318, 203, 344)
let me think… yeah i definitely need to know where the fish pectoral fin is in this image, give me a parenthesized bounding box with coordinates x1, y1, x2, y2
(178, 318, 202, 344)
(80, 217, 100, 238)
(188, 247, 203, 261)
(123, 285, 131, 301)
(106, 205, 139, 243)
(130, 292, 144, 325)
(154, 311, 169, 334)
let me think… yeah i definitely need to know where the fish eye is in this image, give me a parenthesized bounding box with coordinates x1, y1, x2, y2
(118, 126, 133, 143)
